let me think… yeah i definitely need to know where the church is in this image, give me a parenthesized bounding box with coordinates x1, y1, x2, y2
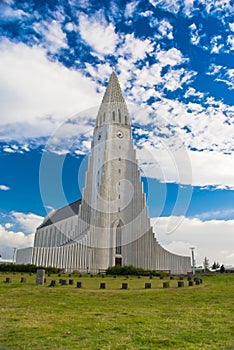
(16, 72, 191, 274)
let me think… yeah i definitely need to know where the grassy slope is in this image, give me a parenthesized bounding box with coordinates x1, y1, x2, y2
(0, 273, 233, 350)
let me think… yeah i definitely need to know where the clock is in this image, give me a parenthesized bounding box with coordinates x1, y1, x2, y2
(117, 131, 123, 138)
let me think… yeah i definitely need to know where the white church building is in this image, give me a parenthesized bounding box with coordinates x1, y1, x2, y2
(16, 72, 191, 274)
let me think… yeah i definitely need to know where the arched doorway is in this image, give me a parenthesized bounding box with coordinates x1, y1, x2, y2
(115, 221, 123, 266)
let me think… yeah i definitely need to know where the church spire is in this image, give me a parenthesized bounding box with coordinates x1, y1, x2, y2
(101, 72, 125, 104)
(95, 72, 130, 127)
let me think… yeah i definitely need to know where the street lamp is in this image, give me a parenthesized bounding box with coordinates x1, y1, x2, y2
(190, 247, 196, 275)
(13, 248, 17, 264)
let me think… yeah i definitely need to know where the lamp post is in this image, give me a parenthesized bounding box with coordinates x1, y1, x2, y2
(13, 247, 17, 264)
(190, 247, 196, 275)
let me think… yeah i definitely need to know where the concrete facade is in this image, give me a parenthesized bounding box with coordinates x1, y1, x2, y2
(16, 72, 191, 274)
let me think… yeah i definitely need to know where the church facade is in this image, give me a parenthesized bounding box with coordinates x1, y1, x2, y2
(16, 73, 191, 274)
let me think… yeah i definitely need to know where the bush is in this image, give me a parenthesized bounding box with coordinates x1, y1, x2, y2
(0, 264, 61, 274)
(106, 265, 170, 277)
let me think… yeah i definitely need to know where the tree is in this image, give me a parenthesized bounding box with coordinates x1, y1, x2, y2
(220, 264, 225, 273)
(211, 261, 220, 270)
(203, 256, 210, 271)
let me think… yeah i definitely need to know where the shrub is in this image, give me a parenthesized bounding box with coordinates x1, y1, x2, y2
(106, 265, 170, 277)
(0, 264, 61, 274)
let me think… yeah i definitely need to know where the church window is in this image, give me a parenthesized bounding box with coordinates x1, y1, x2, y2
(119, 182, 120, 186)
(125, 116, 127, 125)
(116, 224, 122, 254)
(118, 109, 121, 123)
(118, 169, 121, 173)
(113, 111, 115, 121)
(119, 157, 121, 161)
(118, 194, 120, 199)
(118, 207, 120, 212)
(103, 112, 106, 121)
(100, 115, 102, 124)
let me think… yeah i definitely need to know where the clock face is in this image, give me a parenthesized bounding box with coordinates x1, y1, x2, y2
(117, 131, 123, 138)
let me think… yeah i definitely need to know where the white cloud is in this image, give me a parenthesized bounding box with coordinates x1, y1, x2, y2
(152, 216, 234, 266)
(195, 208, 234, 220)
(68, 0, 90, 8)
(207, 63, 222, 75)
(33, 20, 67, 53)
(149, 17, 174, 40)
(12, 211, 43, 234)
(0, 185, 10, 191)
(197, 0, 233, 17)
(189, 23, 200, 46)
(132, 95, 234, 187)
(207, 63, 234, 89)
(184, 87, 204, 99)
(230, 23, 234, 32)
(2, 144, 23, 153)
(5, 223, 12, 229)
(41, 111, 95, 154)
(183, 0, 195, 17)
(140, 10, 154, 17)
(0, 224, 34, 260)
(187, 151, 234, 187)
(79, 13, 118, 55)
(227, 35, 234, 50)
(148, 0, 181, 14)
(125, 1, 139, 18)
(0, 2, 27, 22)
(0, 37, 233, 188)
(148, 0, 233, 19)
(3, 146, 15, 153)
(210, 35, 224, 54)
(0, 39, 100, 140)
(156, 47, 186, 66)
(163, 68, 196, 91)
(0, 211, 42, 260)
(158, 19, 173, 39)
(64, 22, 76, 32)
(118, 34, 154, 61)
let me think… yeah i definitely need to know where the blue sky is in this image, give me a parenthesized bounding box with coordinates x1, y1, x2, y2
(0, 0, 233, 266)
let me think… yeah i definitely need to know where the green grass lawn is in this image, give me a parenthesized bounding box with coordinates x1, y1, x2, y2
(0, 273, 233, 350)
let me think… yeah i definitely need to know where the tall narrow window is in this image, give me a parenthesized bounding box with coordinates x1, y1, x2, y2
(113, 111, 115, 121)
(116, 224, 122, 254)
(125, 115, 127, 125)
(103, 112, 106, 122)
(118, 109, 121, 123)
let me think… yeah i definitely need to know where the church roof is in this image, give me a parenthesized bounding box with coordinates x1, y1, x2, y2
(101, 71, 125, 104)
(96, 71, 130, 127)
(38, 199, 82, 229)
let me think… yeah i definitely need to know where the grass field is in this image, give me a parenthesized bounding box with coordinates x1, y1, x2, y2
(0, 272, 233, 350)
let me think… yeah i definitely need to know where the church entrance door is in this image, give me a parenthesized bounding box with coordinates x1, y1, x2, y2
(115, 257, 122, 266)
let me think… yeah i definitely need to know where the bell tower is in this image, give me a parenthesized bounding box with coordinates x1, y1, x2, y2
(79, 72, 152, 270)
